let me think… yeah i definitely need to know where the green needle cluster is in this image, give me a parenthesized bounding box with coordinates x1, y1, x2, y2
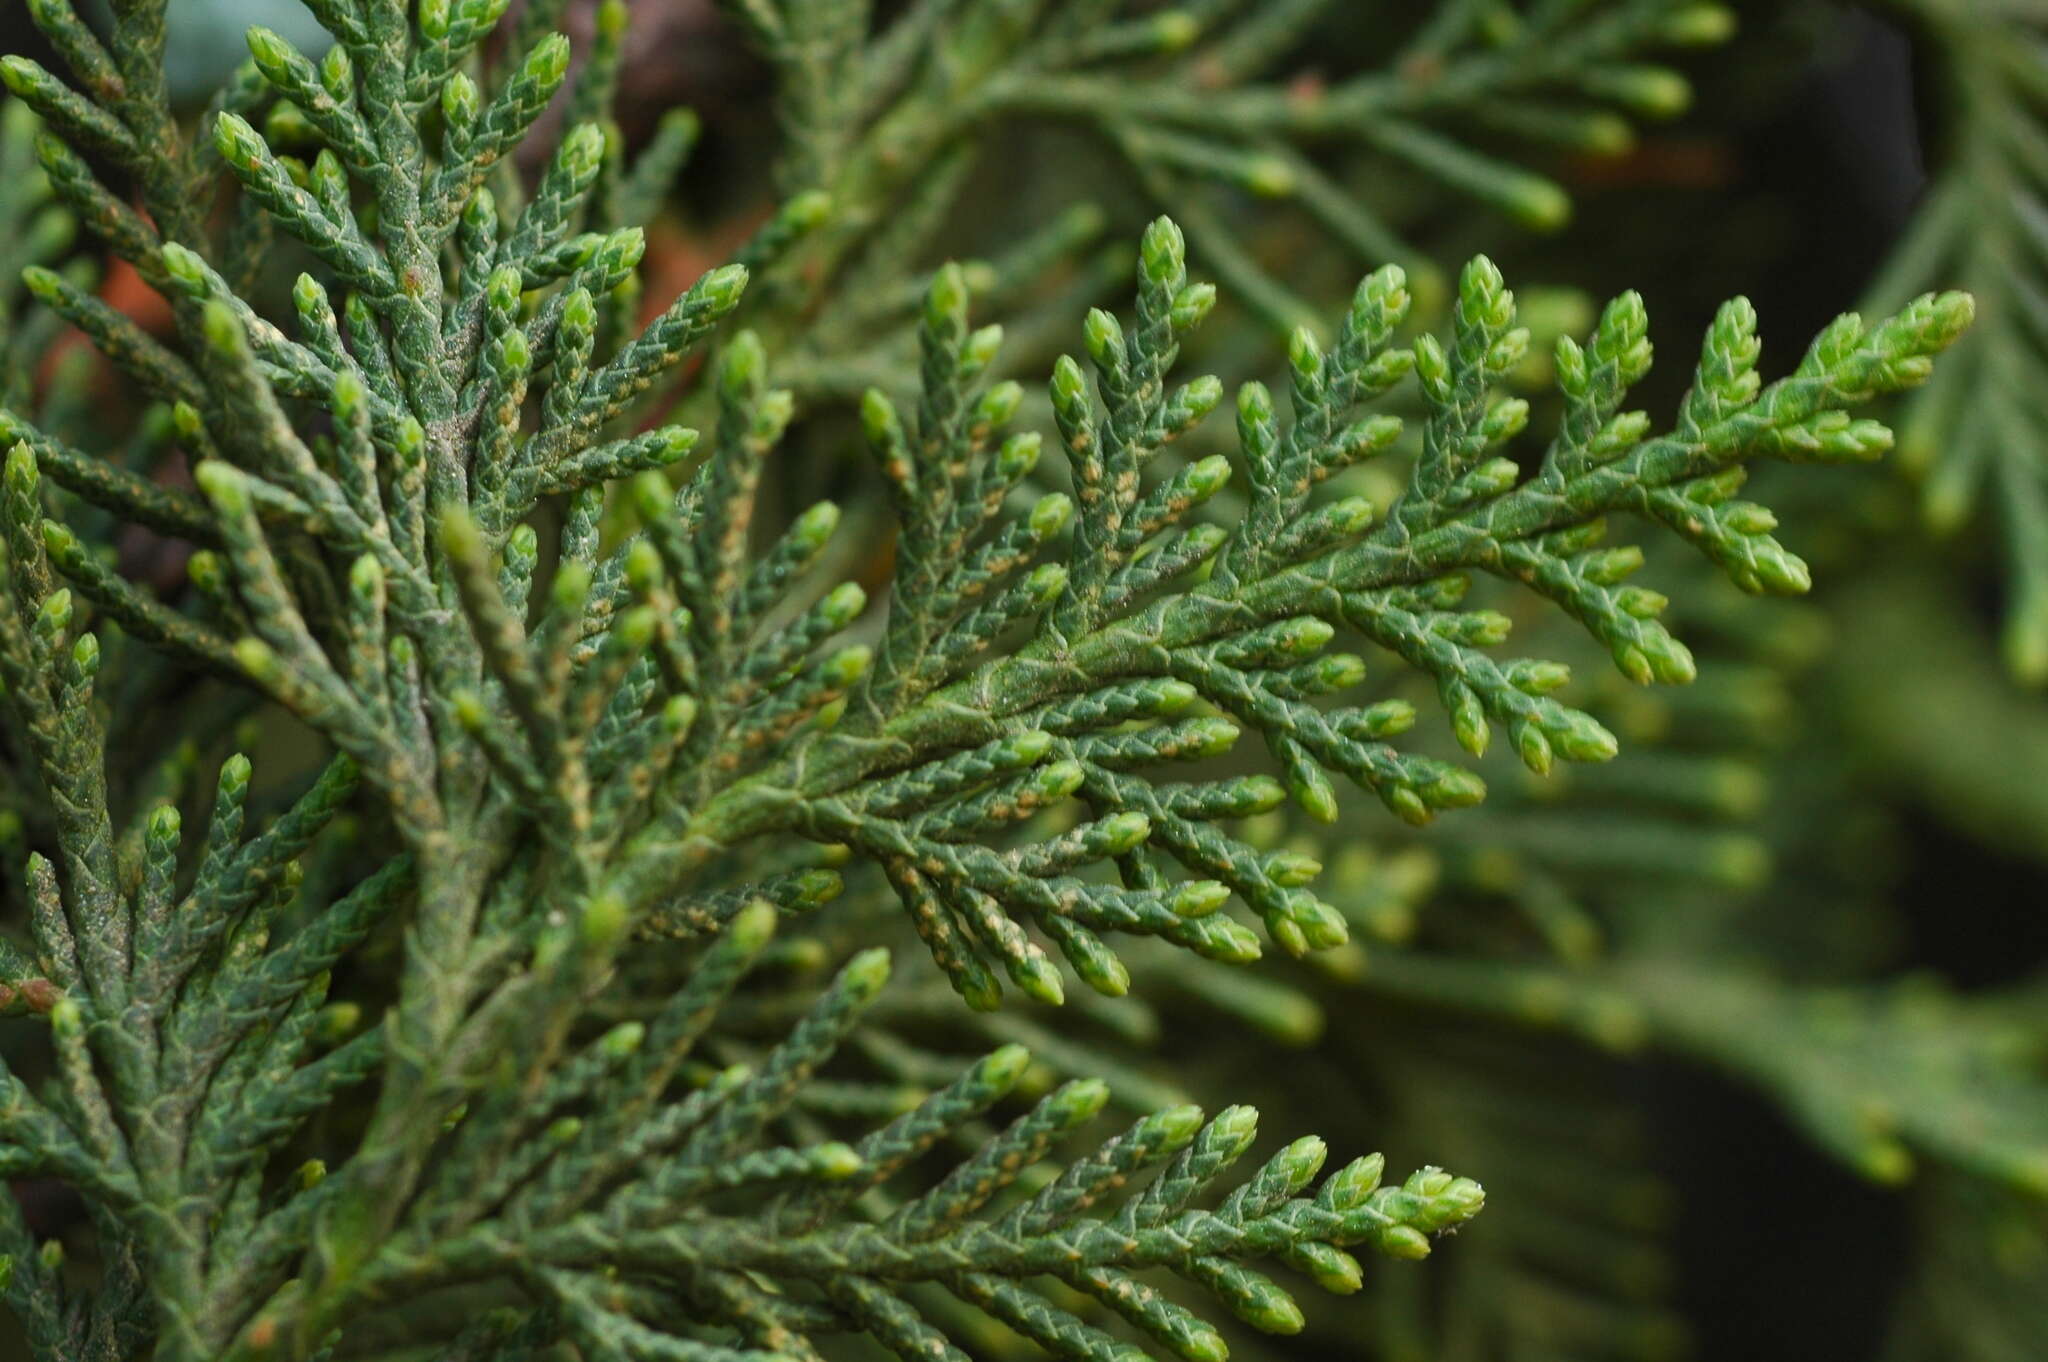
(0, 1, 2004, 1360)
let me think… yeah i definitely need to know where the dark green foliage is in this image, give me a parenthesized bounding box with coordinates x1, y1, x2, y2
(0, 1, 2032, 1360)
(1862, 0, 2048, 683)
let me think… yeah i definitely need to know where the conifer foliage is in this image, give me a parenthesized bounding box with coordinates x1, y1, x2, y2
(1863, 0, 2048, 682)
(0, 0, 1984, 1359)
